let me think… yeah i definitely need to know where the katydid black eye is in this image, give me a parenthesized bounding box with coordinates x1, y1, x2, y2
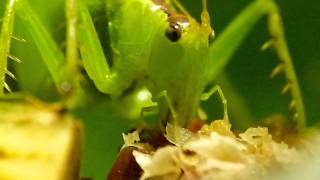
(165, 23, 181, 42)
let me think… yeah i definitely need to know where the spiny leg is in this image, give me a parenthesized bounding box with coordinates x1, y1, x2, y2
(0, 0, 16, 95)
(0, 0, 27, 95)
(207, 0, 305, 130)
(200, 85, 229, 121)
(263, 2, 306, 129)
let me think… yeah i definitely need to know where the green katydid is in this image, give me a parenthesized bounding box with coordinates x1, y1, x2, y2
(79, 0, 306, 131)
(0, 0, 306, 133)
(0, 0, 310, 178)
(81, 0, 229, 132)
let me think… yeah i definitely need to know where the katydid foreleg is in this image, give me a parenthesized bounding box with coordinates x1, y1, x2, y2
(200, 85, 229, 121)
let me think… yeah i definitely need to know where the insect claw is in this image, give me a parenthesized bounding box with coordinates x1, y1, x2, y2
(281, 83, 291, 95)
(11, 35, 27, 43)
(270, 64, 284, 78)
(6, 69, 16, 80)
(260, 39, 274, 51)
(8, 54, 22, 63)
(4, 82, 12, 92)
(289, 100, 296, 111)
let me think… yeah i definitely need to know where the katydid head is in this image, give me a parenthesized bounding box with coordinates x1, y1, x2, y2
(164, 0, 214, 47)
(148, 0, 215, 127)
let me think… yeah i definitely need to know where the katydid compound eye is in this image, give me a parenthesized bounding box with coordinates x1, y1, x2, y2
(165, 23, 181, 42)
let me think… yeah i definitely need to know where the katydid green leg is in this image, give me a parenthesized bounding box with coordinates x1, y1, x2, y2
(78, 0, 134, 97)
(200, 85, 229, 121)
(154, 90, 178, 120)
(208, 0, 305, 129)
(0, 0, 16, 95)
(266, 3, 306, 129)
(217, 73, 255, 130)
(78, 0, 141, 98)
(77, 0, 116, 94)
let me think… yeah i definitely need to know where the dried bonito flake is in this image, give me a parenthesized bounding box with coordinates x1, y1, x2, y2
(131, 120, 305, 180)
(122, 130, 141, 148)
(122, 130, 153, 152)
(133, 146, 182, 180)
(198, 119, 235, 137)
(239, 127, 299, 167)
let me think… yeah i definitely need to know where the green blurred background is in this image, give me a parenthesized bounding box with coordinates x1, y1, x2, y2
(0, 0, 319, 179)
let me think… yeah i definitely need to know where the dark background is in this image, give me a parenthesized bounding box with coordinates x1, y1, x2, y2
(0, 0, 319, 179)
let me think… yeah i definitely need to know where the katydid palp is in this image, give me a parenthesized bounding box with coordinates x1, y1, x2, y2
(78, 0, 306, 131)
